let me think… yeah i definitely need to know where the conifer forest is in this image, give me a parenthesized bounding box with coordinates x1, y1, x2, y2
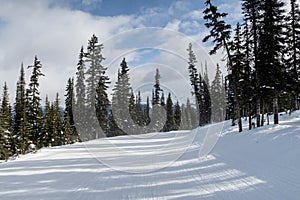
(0, 0, 299, 161)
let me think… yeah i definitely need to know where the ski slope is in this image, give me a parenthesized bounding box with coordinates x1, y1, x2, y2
(1, 111, 300, 199)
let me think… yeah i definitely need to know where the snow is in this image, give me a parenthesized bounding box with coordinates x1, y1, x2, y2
(1, 111, 300, 199)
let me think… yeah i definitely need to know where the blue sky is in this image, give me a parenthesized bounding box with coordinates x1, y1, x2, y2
(0, 0, 244, 104)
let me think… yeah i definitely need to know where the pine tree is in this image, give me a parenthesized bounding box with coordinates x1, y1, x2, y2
(203, 0, 242, 132)
(51, 93, 63, 146)
(65, 78, 78, 143)
(242, 0, 263, 127)
(0, 82, 13, 160)
(187, 43, 201, 126)
(199, 73, 212, 125)
(258, 0, 286, 124)
(153, 69, 162, 105)
(13, 64, 27, 145)
(64, 78, 75, 133)
(187, 43, 210, 126)
(74, 46, 86, 140)
(230, 23, 247, 126)
(144, 97, 151, 128)
(174, 101, 181, 130)
(95, 66, 110, 137)
(164, 93, 176, 132)
(18, 110, 30, 154)
(181, 99, 193, 130)
(111, 58, 132, 136)
(13, 64, 30, 154)
(64, 115, 73, 144)
(211, 64, 226, 122)
(242, 20, 255, 130)
(27, 56, 44, 147)
(42, 96, 52, 147)
(135, 91, 144, 126)
(85, 34, 106, 139)
(285, 0, 300, 111)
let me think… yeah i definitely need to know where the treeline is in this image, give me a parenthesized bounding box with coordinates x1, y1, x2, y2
(203, 0, 300, 132)
(0, 33, 226, 160)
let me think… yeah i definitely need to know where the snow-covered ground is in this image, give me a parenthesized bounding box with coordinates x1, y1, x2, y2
(1, 111, 300, 199)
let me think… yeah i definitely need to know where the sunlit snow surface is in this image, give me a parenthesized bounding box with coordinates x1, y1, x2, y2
(1, 111, 300, 199)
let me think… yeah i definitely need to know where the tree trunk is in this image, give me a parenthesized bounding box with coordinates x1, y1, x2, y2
(273, 95, 279, 124)
(256, 97, 261, 127)
(261, 99, 264, 126)
(295, 93, 299, 111)
(248, 102, 252, 130)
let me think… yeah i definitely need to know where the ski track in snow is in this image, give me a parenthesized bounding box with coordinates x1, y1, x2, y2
(0, 111, 300, 199)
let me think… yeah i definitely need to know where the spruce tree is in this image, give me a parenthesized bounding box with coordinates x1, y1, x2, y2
(242, 0, 263, 127)
(74, 46, 86, 140)
(64, 78, 75, 135)
(187, 43, 210, 126)
(13, 64, 27, 148)
(164, 93, 175, 132)
(203, 0, 242, 132)
(51, 93, 63, 146)
(285, 0, 300, 110)
(95, 66, 110, 137)
(144, 97, 151, 128)
(153, 69, 162, 105)
(111, 58, 132, 136)
(211, 64, 226, 122)
(85, 34, 106, 139)
(27, 56, 44, 147)
(0, 82, 13, 160)
(65, 78, 78, 142)
(135, 91, 144, 126)
(258, 0, 286, 124)
(174, 101, 181, 130)
(42, 96, 52, 147)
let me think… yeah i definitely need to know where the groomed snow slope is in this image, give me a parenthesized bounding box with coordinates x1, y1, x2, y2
(1, 111, 300, 200)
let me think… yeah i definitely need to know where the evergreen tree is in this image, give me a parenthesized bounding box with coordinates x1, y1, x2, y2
(18, 110, 30, 154)
(13, 64, 27, 147)
(0, 83, 13, 160)
(74, 46, 86, 140)
(199, 73, 212, 125)
(64, 115, 73, 144)
(203, 0, 243, 132)
(174, 101, 181, 130)
(164, 93, 176, 132)
(230, 23, 247, 125)
(95, 66, 110, 137)
(187, 43, 210, 126)
(242, 0, 263, 127)
(85, 34, 106, 139)
(51, 93, 63, 146)
(153, 69, 162, 105)
(42, 96, 52, 147)
(27, 56, 44, 147)
(65, 78, 78, 143)
(64, 78, 75, 133)
(111, 58, 132, 136)
(144, 97, 151, 127)
(135, 91, 144, 126)
(284, 0, 300, 111)
(211, 64, 226, 122)
(258, 0, 286, 124)
(181, 99, 193, 130)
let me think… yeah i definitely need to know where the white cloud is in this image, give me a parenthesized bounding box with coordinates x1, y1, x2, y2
(165, 19, 181, 31)
(0, 0, 138, 103)
(0, 0, 231, 106)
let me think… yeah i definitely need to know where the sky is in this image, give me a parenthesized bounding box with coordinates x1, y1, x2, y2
(0, 0, 245, 105)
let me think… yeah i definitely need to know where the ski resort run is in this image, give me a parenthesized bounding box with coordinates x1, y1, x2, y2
(1, 111, 300, 200)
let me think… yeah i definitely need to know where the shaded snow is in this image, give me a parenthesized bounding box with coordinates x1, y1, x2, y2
(0, 111, 300, 199)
